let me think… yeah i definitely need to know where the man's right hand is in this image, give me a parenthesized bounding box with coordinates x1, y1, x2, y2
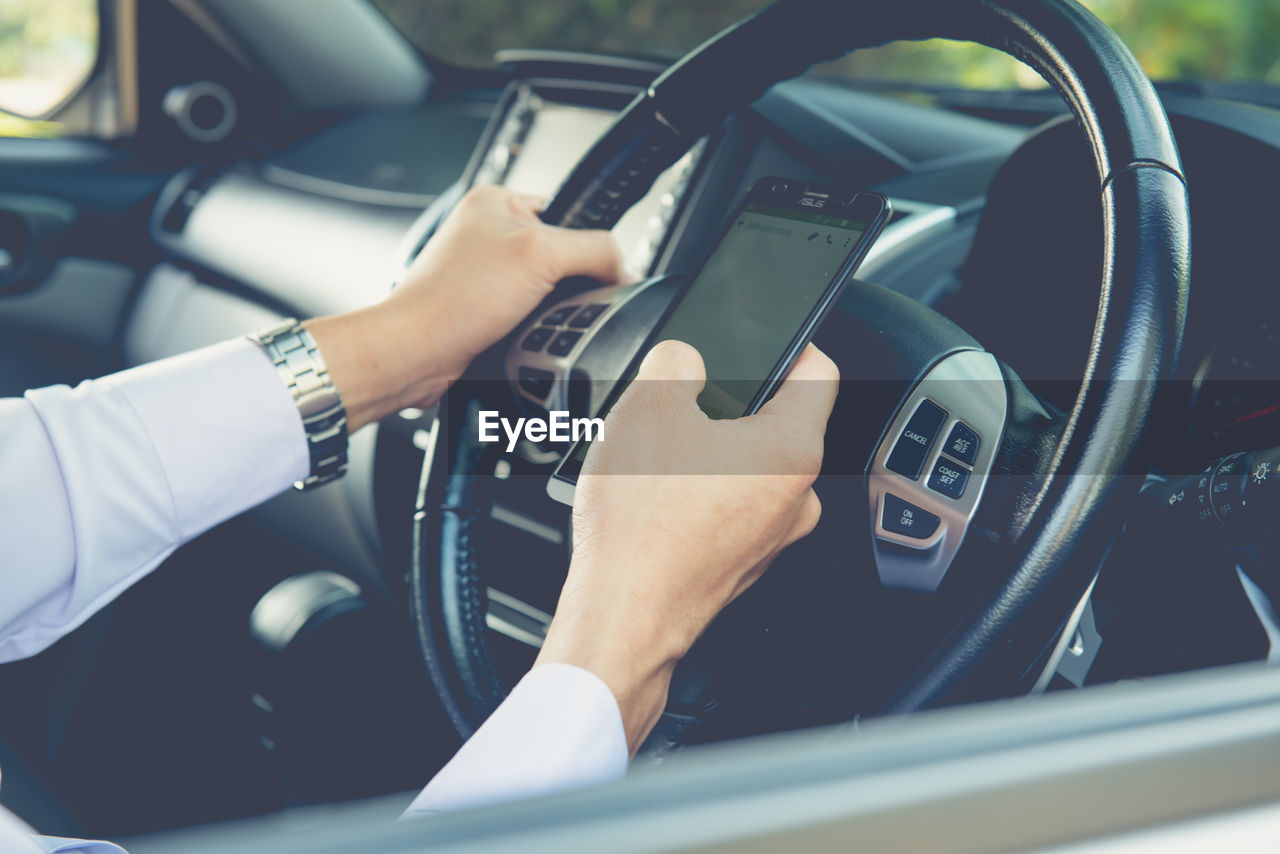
(304, 186, 624, 433)
(535, 340, 839, 752)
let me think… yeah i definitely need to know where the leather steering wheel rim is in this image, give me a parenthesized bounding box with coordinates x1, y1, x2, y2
(412, 0, 1191, 737)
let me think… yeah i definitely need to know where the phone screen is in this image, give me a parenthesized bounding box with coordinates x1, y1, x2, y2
(550, 184, 886, 494)
(657, 201, 870, 419)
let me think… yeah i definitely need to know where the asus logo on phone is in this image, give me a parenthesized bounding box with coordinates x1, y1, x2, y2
(799, 196, 827, 208)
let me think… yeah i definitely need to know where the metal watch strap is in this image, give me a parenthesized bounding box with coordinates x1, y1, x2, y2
(251, 318, 348, 490)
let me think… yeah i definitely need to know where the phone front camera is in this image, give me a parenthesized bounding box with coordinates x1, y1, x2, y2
(770, 182, 793, 194)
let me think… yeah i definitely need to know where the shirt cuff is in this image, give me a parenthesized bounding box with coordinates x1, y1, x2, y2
(404, 663, 628, 816)
(103, 337, 309, 540)
(34, 837, 127, 854)
(6, 337, 309, 664)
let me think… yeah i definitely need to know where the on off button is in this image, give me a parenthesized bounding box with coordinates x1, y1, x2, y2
(882, 493, 941, 540)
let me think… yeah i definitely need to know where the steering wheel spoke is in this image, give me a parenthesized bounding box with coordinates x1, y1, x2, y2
(869, 350, 1008, 592)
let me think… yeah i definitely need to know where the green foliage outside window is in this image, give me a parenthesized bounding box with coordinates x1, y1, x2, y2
(372, 0, 1280, 89)
(0, 0, 97, 134)
(1, 0, 1276, 140)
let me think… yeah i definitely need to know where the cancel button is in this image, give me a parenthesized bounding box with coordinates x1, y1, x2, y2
(885, 399, 947, 480)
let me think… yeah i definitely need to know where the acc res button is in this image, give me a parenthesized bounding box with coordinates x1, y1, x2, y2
(881, 493, 941, 540)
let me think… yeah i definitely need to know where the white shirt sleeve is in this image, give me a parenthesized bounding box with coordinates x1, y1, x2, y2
(0, 336, 307, 664)
(0, 663, 628, 852)
(0, 800, 126, 853)
(403, 663, 629, 816)
(33, 837, 127, 854)
(0, 337, 628, 850)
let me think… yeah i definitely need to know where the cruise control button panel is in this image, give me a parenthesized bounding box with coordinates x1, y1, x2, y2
(885, 399, 947, 479)
(868, 350, 1008, 593)
(882, 494, 940, 540)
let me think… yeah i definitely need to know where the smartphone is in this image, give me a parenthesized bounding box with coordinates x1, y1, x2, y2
(546, 177, 891, 505)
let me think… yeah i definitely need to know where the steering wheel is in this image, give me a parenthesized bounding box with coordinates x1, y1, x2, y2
(410, 0, 1189, 743)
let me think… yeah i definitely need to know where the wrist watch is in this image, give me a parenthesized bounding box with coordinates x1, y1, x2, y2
(250, 318, 348, 490)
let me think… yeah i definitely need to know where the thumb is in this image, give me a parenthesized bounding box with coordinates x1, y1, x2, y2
(754, 344, 839, 443)
(539, 225, 626, 285)
(510, 193, 548, 214)
(633, 339, 707, 403)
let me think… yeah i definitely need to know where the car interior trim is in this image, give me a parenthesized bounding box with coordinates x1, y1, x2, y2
(194, 0, 431, 111)
(489, 503, 564, 546)
(1031, 573, 1100, 693)
(484, 588, 552, 650)
(855, 197, 957, 280)
(1236, 566, 1280, 664)
(259, 164, 438, 210)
